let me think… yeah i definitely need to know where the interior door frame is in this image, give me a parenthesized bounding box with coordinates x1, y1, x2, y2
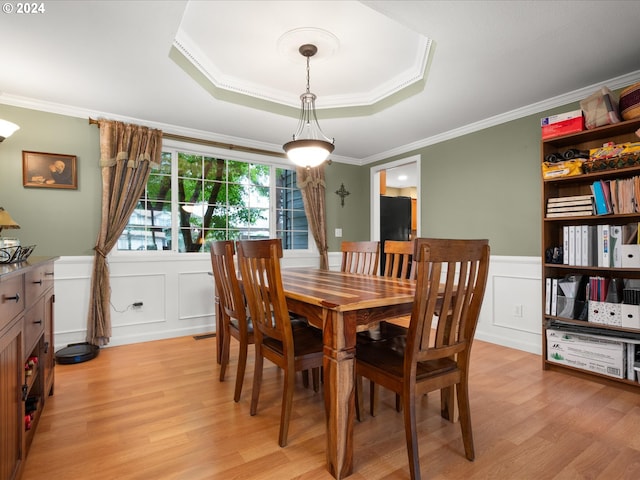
(370, 154, 421, 242)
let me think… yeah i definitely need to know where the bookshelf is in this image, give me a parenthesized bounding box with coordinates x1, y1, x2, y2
(541, 117, 640, 391)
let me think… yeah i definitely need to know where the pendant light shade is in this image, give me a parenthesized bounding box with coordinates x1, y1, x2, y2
(283, 44, 334, 169)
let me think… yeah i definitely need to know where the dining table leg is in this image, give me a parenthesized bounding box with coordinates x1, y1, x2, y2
(323, 309, 356, 479)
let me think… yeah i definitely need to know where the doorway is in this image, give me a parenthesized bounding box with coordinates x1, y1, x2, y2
(370, 155, 420, 242)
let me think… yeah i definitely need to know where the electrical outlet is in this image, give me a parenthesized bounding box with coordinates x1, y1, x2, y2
(335, 228, 342, 238)
(513, 304, 523, 317)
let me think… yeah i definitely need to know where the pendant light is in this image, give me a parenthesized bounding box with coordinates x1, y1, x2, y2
(283, 44, 334, 169)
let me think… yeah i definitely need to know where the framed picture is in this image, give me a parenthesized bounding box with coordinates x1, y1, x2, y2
(22, 151, 77, 189)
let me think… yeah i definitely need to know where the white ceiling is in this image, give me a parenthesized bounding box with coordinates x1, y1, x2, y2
(1, 0, 640, 167)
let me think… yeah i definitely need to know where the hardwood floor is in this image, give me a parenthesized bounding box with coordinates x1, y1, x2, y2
(22, 335, 640, 480)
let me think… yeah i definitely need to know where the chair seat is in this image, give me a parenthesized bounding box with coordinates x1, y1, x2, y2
(263, 324, 324, 358)
(230, 317, 254, 333)
(357, 320, 407, 343)
(356, 337, 458, 380)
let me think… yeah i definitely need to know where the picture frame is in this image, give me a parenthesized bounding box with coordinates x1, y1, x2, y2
(22, 151, 77, 189)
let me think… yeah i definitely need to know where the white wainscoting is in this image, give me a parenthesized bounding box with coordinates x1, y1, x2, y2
(52, 253, 542, 355)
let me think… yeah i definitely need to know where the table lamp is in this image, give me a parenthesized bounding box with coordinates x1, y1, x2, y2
(0, 207, 20, 247)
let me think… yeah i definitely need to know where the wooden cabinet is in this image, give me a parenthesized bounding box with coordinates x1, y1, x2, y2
(0, 257, 56, 480)
(541, 118, 640, 390)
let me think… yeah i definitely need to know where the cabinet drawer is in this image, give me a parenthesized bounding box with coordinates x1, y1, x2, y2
(24, 296, 45, 354)
(1, 275, 25, 331)
(25, 264, 53, 304)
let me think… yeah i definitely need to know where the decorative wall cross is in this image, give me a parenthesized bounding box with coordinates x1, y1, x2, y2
(335, 183, 350, 207)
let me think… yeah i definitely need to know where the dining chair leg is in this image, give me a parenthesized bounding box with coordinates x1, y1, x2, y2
(250, 345, 264, 416)
(233, 340, 249, 403)
(279, 367, 295, 447)
(355, 375, 365, 422)
(403, 391, 421, 480)
(302, 369, 310, 388)
(369, 380, 378, 417)
(219, 324, 230, 382)
(457, 381, 475, 461)
(312, 367, 320, 392)
(395, 393, 402, 412)
(440, 385, 457, 422)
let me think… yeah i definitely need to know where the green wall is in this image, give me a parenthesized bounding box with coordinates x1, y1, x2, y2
(0, 104, 101, 256)
(1, 101, 584, 257)
(324, 162, 370, 251)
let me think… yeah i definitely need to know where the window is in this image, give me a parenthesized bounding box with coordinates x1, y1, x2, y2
(117, 142, 309, 253)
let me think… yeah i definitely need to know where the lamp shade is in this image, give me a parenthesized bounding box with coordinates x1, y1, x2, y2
(283, 139, 334, 168)
(0, 207, 20, 232)
(0, 120, 20, 142)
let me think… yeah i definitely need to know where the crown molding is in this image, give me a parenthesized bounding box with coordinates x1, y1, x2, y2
(361, 69, 640, 165)
(3, 68, 639, 168)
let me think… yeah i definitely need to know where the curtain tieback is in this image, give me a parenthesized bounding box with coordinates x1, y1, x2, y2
(94, 247, 108, 258)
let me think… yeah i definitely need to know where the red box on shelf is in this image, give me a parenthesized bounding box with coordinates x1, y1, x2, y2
(542, 116, 585, 139)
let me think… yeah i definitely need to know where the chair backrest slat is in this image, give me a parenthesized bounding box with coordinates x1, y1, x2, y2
(340, 241, 380, 275)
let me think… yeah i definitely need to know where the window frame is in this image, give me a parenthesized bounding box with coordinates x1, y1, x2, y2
(112, 138, 317, 259)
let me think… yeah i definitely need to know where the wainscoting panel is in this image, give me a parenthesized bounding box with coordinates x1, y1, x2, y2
(53, 253, 542, 355)
(492, 275, 541, 334)
(109, 272, 167, 328)
(476, 255, 542, 355)
(178, 271, 215, 321)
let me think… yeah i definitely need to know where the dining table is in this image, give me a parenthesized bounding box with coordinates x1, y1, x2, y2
(213, 266, 423, 478)
(279, 267, 417, 479)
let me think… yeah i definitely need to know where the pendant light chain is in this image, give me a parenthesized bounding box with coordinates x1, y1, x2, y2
(306, 54, 311, 95)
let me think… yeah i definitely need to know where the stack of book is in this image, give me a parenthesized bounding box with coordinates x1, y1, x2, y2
(546, 194, 595, 218)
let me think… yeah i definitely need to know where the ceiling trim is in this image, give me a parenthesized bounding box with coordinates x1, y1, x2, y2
(173, 31, 433, 110)
(361, 69, 640, 165)
(3, 68, 640, 167)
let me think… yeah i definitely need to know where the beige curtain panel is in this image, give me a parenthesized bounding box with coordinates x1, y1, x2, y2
(86, 119, 163, 346)
(297, 165, 329, 270)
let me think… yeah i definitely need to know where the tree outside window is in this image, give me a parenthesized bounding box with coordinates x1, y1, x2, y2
(118, 148, 308, 252)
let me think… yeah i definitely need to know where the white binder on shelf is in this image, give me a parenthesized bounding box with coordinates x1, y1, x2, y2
(551, 278, 559, 316)
(610, 225, 622, 267)
(545, 278, 552, 315)
(568, 226, 576, 266)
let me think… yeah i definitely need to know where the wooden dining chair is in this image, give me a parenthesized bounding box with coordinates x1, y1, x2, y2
(237, 238, 324, 447)
(355, 238, 490, 480)
(209, 240, 254, 403)
(356, 239, 415, 419)
(340, 241, 380, 275)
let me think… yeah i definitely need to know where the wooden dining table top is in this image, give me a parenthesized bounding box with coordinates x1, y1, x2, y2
(279, 267, 416, 312)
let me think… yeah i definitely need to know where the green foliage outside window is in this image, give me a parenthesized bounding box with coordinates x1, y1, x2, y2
(119, 149, 307, 252)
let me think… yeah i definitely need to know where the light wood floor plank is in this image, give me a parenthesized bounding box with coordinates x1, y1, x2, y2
(21, 335, 640, 479)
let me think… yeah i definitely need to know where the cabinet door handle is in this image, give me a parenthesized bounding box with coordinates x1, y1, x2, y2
(33, 280, 42, 285)
(45, 272, 54, 276)
(44, 342, 49, 354)
(22, 385, 28, 401)
(5, 293, 20, 303)
(33, 319, 42, 325)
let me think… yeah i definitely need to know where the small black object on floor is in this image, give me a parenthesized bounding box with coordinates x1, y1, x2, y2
(55, 342, 99, 364)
